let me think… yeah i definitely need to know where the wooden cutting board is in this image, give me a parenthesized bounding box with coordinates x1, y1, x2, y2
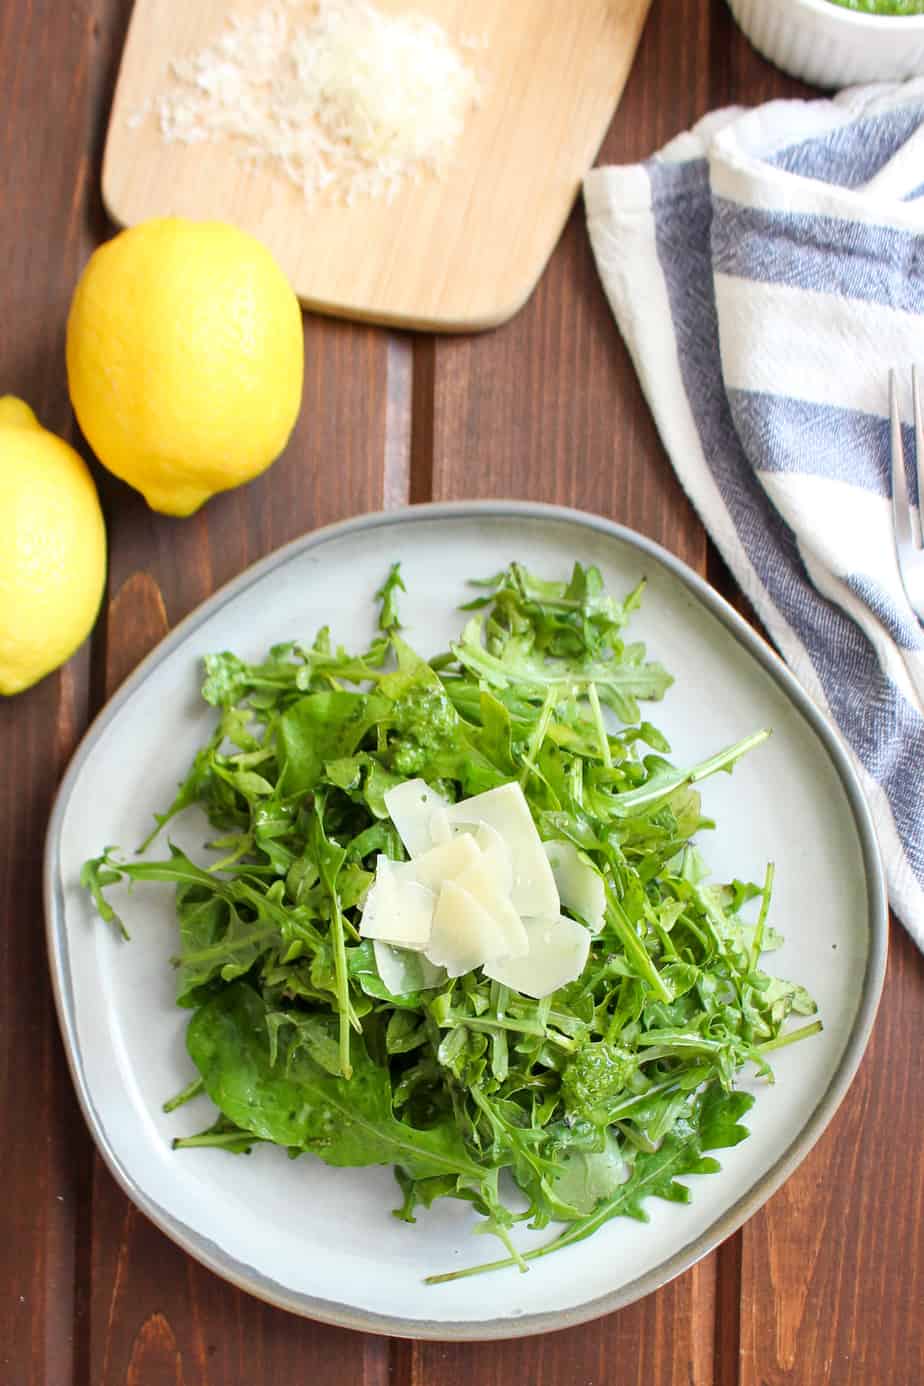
(102, 0, 652, 332)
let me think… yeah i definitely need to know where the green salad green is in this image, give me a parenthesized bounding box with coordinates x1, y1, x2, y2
(82, 562, 820, 1280)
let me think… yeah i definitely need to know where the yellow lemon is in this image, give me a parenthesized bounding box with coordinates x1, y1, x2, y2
(66, 218, 304, 516)
(0, 398, 106, 695)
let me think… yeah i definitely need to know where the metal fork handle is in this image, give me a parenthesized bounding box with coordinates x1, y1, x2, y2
(890, 369, 924, 625)
(891, 371, 912, 554)
(912, 366, 924, 532)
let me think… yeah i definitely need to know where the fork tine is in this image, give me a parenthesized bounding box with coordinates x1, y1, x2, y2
(890, 370, 913, 556)
(912, 365, 924, 547)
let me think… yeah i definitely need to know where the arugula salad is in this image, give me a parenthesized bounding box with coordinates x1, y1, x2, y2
(83, 562, 820, 1281)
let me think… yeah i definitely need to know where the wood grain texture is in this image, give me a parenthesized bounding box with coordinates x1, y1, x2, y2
(397, 1261, 717, 1386)
(103, 0, 652, 330)
(424, 0, 708, 574)
(738, 926, 924, 1386)
(0, 660, 89, 1386)
(0, 2, 103, 1382)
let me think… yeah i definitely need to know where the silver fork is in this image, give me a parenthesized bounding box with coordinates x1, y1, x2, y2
(889, 367, 924, 625)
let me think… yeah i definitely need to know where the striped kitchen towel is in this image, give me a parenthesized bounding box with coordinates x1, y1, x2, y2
(584, 80, 924, 947)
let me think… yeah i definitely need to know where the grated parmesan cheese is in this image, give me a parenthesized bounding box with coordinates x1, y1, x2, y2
(142, 0, 482, 205)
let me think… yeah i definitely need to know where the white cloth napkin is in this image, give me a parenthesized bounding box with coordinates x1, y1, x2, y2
(584, 80, 924, 947)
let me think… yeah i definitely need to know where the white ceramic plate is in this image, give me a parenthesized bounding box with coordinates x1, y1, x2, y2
(45, 502, 887, 1339)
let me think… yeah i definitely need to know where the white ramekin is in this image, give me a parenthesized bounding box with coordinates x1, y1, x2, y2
(726, 0, 924, 88)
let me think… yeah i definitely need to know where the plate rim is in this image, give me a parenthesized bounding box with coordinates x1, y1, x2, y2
(43, 499, 889, 1341)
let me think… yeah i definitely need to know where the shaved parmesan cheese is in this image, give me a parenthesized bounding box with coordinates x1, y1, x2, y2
(485, 914, 590, 1000)
(429, 806, 452, 847)
(456, 820, 514, 898)
(364, 779, 597, 992)
(372, 940, 446, 997)
(397, 833, 480, 894)
(474, 821, 514, 893)
(425, 880, 504, 979)
(544, 840, 606, 933)
(453, 854, 528, 961)
(359, 856, 434, 948)
(145, 0, 482, 206)
(383, 778, 448, 859)
(446, 783, 559, 919)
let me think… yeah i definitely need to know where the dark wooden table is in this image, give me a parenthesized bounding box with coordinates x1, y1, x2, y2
(2, 1, 922, 1382)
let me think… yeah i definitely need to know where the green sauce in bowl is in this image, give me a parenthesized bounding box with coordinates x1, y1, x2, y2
(825, 0, 924, 13)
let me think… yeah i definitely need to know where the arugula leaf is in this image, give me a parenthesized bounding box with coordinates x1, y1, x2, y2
(604, 730, 771, 819)
(187, 981, 490, 1185)
(278, 692, 391, 795)
(309, 797, 358, 1077)
(80, 853, 130, 939)
(174, 886, 261, 1004)
(452, 615, 673, 725)
(82, 560, 821, 1283)
(376, 562, 406, 633)
(425, 1084, 754, 1282)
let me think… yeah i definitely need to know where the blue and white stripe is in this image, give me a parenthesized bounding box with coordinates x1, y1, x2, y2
(585, 80, 924, 946)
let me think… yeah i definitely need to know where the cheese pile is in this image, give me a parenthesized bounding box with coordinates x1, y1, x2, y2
(361, 780, 607, 999)
(145, 0, 482, 205)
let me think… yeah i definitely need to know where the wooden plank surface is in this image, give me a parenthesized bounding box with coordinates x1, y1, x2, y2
(0, 2, 100, 1381)
(738, 927, 924, 1386)
(103, 0, 652, 330)
(1, 0, 922, 1382)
